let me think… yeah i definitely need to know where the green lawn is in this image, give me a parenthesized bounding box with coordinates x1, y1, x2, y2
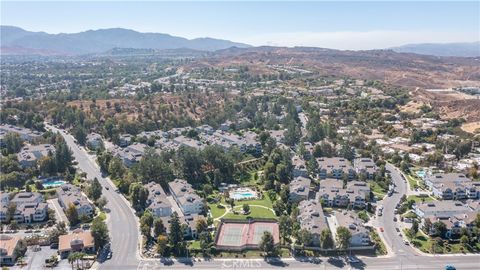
(406, 195, 435, 203)
(223, 205, 276, 220)
(368, 180, 386, 198)
(227, 192, 274, 208)
(208, 203, 227, 219)
(406, 175, 418, 190)
(189, 240, 201, 249)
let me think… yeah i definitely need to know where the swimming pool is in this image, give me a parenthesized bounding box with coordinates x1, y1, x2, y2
(42, 180, 66, 188)
(416, 170, 426, 179)
(230, 188, 258, 200)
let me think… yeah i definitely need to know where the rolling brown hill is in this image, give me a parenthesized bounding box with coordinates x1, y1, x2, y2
(191, 46, 480, 89)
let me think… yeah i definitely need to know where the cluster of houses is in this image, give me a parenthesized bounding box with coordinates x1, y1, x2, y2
(0, 192, 48, 224)
(411, 172, 480, 239)
(0, 124, 43, 146)
(288, 156, 378, 248)
(17, 144, 55, 168)
(0, 183, 94, 227)
(106, 124, 262, 167)
(145, 179, 205, 239)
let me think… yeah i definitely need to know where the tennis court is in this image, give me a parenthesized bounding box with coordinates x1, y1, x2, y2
(216, 220, 279, 250)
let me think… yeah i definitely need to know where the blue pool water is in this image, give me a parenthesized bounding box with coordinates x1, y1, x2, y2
(232, 192, 256, 200)
(416, 170, 426, 178)
(42, 180, 66, 188)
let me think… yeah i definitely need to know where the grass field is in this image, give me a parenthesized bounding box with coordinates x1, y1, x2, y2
(406, 195, 435, 203)
(223, 205, 276, 220)
(208, 203, 227, 219)
(406, 174, 418, 190)
(226, 192, 274, 208)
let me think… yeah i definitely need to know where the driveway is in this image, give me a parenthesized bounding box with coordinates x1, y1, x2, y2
(47, 199, 68, 225)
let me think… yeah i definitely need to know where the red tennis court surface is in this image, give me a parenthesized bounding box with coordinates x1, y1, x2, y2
(215, 220, 279, 250)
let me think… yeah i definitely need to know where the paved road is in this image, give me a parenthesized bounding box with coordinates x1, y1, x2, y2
(46, 125, 140, 269)
(378, 163, 418, 256)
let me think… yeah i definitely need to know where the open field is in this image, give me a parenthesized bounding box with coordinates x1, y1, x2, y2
(461, 121, 480, 134)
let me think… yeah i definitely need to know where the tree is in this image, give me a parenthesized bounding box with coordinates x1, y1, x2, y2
(140, 211, 154, 238)
(202, 184, 213, 197)
(68, 252, 85, 270)
(320, 228, 334, 249)
(298, 229, 312, 247)
(278, 215, 292, 244)
(423, 218, 433, 234)
(433, 221, 447, 237)
(88, 178, 102, 202)
(460, 235, 469, 249)
(65, 204, 79, 225)
(199, 231, 213, 254)
(153, 218, 165, 237)
(134, 149, 174, 186)
(96, 196, 108, 210)
(6, 202, 17, 222)
(242, 204, 250, 214)
(336, 226, 352, 249)
(91, 216, 110, 249)
(72, 126, 87, 146)
(168, 212, 185, 255)
(156, 235, 168, 256)
(195, 218, 208, 235)
(259, 231, 277, 256)
(2, 132, 23, 154)
(129, 183, 149, 211)
(410, 220, 419, 235)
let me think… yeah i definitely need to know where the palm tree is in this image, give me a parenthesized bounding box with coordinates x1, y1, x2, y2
(68, 252, 86, 270)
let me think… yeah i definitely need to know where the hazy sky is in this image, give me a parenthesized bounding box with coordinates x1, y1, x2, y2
(2, 1, 479, 50)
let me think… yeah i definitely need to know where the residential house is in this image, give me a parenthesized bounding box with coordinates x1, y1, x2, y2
(297, 200, 328, 247)
(146, 182, 173, 218)
(334, 212, 371, 247)
(0, 235, 22, 266)
(353, 158, 377, 179)
(110, 143, 148, 167)
(118, 134, 133, 147)
(173, 135, 205, 150)
(17, 144, 55, 168)
(424, 173, 478, 200)
(56, 184, 94, 218)
(289, 176, 311, 203)
(168, 179, 204, 215)
(0, 124, 43, 142)
(414, 201, 470, 218)
(292, 155, 308, 178)
(86, 133, 103, 151)
(316, 157, 355, 179)
(317, 179, 369, 208)
(58, 230, 95, 258)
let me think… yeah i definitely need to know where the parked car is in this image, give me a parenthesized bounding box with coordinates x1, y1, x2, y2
(347, 256, 360, 264)
(393, 217, 397, 222)
(445, 265, 456, 270)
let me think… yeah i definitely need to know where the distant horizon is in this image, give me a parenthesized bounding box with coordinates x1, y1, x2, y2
(2, 24, 479, 52)
(1, 1, 479, 50)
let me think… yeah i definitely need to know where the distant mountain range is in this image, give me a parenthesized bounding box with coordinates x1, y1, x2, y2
(0, 26, 251, 55)
(1, 26, 479, 57)
(391, 42, 480, 57)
